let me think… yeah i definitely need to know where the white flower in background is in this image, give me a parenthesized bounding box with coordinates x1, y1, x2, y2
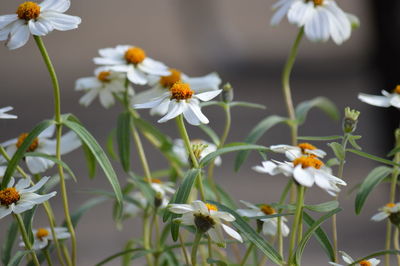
(20, 227, 70, 250)
(1, 125, 81, 174)
(150, 178, 176, 198)
(270, 142, 326, 161)
(133, 69, 221, 116)
(173, 139, 221, 166)
(0, 176, 56, 219)
(329, 251, 380, 266)
(237, 200, 290, 237)
(371, 202, 400, 222)
(254, 155, 346, 196)
(133, 82, 221, 126)
(93, 45, 170, 85)
(0, 106, 17, 119)
(270, 0, 296, 25)
(0, 0, 81, 50)
(358, 86, 400, 109)
(75, 68, 133, 108)
(169, 200, 243, 246)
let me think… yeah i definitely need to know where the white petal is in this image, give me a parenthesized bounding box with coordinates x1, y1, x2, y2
(28, 20, 50, 36)
(368, 258, 381, 266)
(79, 89, 99, 107)
(371, 211, 389, 222)
(358, 93, 391, 107)
(0, 14, 18, 29)
(21, 176, 50, 193)
(208, 227, 224, 245)
(183, 72, 221, 92)
(180, 213, 195, 225)
(168, 204, 194, 214)
(150, 98, 170, 116)
(138, 58, 170, 76)
(237, 209, 260, 217)
(26, 156, 54, 174)
(75, 77, 101, 91)
(221, 224, 243, 242)
(324, 2, 351, 45)
(42, 12, 81, 31)
(184, 102, 209, 125)
(293, 165, 314, 187)
(195, 90, 222, 102)
(304, 8, 330, 42)
(40, 0, 70, 13)
(212, 211, 235, 222)
(15, 178, 31, 190)
(262, 220, 278, 236)
(158, 101, 185, 123)
(133, 95, 168, 109)
(99, 90, 115, 108)
(191, 201, 208, 214)
(340, 251, 354, 263)
(390, 95, 400, 108)
(39, 124, 55, 138)
(127, 65, 148, 85)
(132, 87, 164, 105)
(288, 1, 315, 26)
(7, 22, 30, 50)
(0, 206, 13, 219)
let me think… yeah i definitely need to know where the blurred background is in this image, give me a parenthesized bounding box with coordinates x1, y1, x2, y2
(1, 0, 399, 265)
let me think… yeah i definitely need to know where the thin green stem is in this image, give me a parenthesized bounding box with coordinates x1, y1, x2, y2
(208, 236, 214, 266)
(191, 231, 203, 266)
(44, 248, 54, 266)
(394, 226, 400, 265)
(288, 185, 304, 263)
(277, 179, 293, 258)
(142, 208, 153, 266)
(240, 243, 254, 266)
(179, 234, 191, 265)
(14, 213, 40, 266)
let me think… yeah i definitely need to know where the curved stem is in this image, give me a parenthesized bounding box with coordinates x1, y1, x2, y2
(14, 213, 40, 266)
(288, 185, 304, 263)
(191, 231, 203, 266)
(44, 248, 54, 266)
(179, 234, 191, 265)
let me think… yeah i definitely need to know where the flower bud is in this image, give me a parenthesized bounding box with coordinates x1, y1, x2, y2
(194, 213, 215, 233)
(220, 83, 234, 103)
(154, 192, 163, 208)
(342, 107, 360, 133)
(390, 212, 400, 227)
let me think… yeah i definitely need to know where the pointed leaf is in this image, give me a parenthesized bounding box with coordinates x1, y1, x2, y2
(349, 250, 400, 265)
(1, 221, 18, 265)
(6, 251, 31, 266)
(65, 197, 107, 228)
(199, 125, 220, 146)
(117, 112, 132, 172)
(229, 101, 266, 110)
(347, 149, 400, 167)
(298, 135, 342, 141)
(106, 129, 118, 160)
(295, 97, 339, 125)
(328, 142, 345, 161)
(304, 201, 339, 213)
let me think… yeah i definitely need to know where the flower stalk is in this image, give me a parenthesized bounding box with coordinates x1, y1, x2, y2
(191, 231, 203, 266)
(288, 184, 305, 263)
(14, 213, 40, 266)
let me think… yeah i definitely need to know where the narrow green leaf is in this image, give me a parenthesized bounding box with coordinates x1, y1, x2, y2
(82, 140, 97, 179)
(387, 146, 400, 157)
(295, 97, 339, 125)
(297, 135, 342, 141)
(347, 149, 400, 167)
(1, 221, 18, 265)
(349, 250, 400, 265)
(95, 248, 149, 266)
(229, 101, 266, 110)
(304, 201, 339, 213)
(355, 166, 392, 214)
(106, 129, 118, 160)
(328, 142, 345, 161)
(6, 251, 30, 266)
(234, 115, 288, 171)
(348, 135, 362, 150)
(206, 258, 228, 266)
(326, 158, 340, 167)
(63, 120, 123, 208)
(117, 112, 132, 172)
(199, 125, 220, 146)
(22, 207, 37, 244)
(245, 213, 293, 220)
(2, 120, 54, 189)
(65, 197, 107, 228)
(122, 240, 135, 266)
(132, 116, 172, 151)
(127, 172, 155, 203)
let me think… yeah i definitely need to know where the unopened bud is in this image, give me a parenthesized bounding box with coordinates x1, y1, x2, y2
(154, 192, 163, 208)
(220, 83, 234, 103)
(343, 107, 360, 133)
(390, 212, 400, 227)
(194, 213, 215, 233)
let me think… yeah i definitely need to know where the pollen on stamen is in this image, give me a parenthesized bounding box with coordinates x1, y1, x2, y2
(170, 82, 194, 101)
(293, 156, 324, 169)
(97, 71, 111, 82)
(297, 143, 317, 153)
(36, 228, 49, 240)
(206, 203, 218, 212)
(16, 133, 39, 152)
(260, 204, 276, 215)
(151, 178, 162, 184)
(160, 69, 182, 88)
(0, 187, 20, 206)
(16, 1, 41, 21)
(394, 85, 400, 94)
(359, 260, 372, 266)
(386, 203, 396, 208)
(313, 0, 324, 6)
(124, 47, 146, 64)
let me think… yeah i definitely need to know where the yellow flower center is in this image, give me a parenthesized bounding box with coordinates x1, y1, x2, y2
(36, 228, 49, 240)
(313, 0, 323, 6)
(394, 85, 400, 94)
(159, 69, 182, 88)
(124, 47, 146, 64)
(260, 204, 276, 215)
(359, 261, 371, 266)
(170, 82, 194, 101)
(97, 71, 111, 82)
(151, 178, 162, 184)
(293, 156, 324, 169)
(16, 1, 41, 21)
(386, 203, 396, 208)
(297, 143, 317, 153)
(206, 203, 218, 212)
(16, 133, 39, 152)
(0, 187, 20, 206)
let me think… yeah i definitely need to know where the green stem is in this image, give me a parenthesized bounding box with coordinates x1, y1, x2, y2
(142, 208, 153, 266)
(14, 213, 40, 266)
(179, 234, 191, 266)
(44, 248, 54, 266)
(191, 231, 203, 266)
(33, 35, 76, 266)
(288, 185, 304, 263)
(394, 226, 400, 265)
(277, 179, 293, 258)
(240, 243, 254, 266)
(208, 236, 214, 266)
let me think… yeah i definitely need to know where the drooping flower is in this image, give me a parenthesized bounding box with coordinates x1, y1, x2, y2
(358, 85, 400, 109)
(237, 200, 290, 237)
(169, 200, 243, 246)
(75, 68, 133, 108)
(253, 155, 346, 196)
(133, 69, 221, 116)
(0, 0, 81, 50)
(0, 106, 17, 119)
(270, 142, 326, 161)
(1, 125, 81, 174)
(0, 176, 56, 219)
(371, 202, 400, 224)
(329, 251, 380, 266)
(133, 82, 221, 126)
(93, 45, 170, 85)
(172, 139, 221, 166)
(19, 227, 70, 250)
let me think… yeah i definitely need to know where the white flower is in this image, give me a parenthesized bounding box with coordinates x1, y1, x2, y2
(0, 106, 17, 119)
(150, 178, 176, 198)
(254, 156, 346, 196)
(75, 68, 133, 108)
(20, 227, 70, 250)
(133, 82, 221, 126)
(169, 200, 243, 246)
(329, 251, 380, 266)
(237, 200, 289, 237)
(0, 0, 81, 50)
(371, 202, 400, 222)
(93, 45, 170, 85)
(172, 139, 221, 166)
(270, 142, 326, 161)
(1, 125, 81, 174)
(0, 176, 56, 219)
(270, 0, 296, 26)
(133, 69, 221, 116)
(358, 86, 400, 109)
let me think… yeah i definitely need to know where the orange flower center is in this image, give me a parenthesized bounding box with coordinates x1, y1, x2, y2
(386, 203, 396, 208)
(36, 228, 49, 239)
(0, 187, 20, 206)
(394, 85, 400, 94)
(124, 47, 146, 64)
(297, 143, 317, 153)
(206, 203, 218, 212)
(151, 178, 162, 184)
(16, 133, 39, 152)
(16, 1, 41, 20)
(260, 204, 276, 215)
(97, 71, 111, 82)
(293, 156, 324, 169)
(313, 0, 323, 6)
(170, 82, 194, 101)
(160, 69, 182, 88)
(359, 261, 371, 266)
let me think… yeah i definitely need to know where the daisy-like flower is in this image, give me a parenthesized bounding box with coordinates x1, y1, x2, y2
(254, 155, 346, 196)
(133, 69, 221, 116)
(1, 125, 81, 174)
(329, 251, 380, 266)
(172, 139, 221, 166)
(237, 200, 290, 237)
(0, 176, 56, 219)
(75, 68, 134, 108)
(93, 45, 170, 85)
(150, 178, 176, 199)
(270, 142, 326, 161)
(20, 227, 70, 250)
(358, 85, 400, 109)
(169, 200, 243, 246)
(133, 82, 221, 126)
(0, 106, 17, 119)
(0, 0, 81, 50)
(371, 202, 400, 224)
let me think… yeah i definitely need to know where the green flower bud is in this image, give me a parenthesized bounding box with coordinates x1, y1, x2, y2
(343, 107, 360, 133)
(220, 83, 234, 103)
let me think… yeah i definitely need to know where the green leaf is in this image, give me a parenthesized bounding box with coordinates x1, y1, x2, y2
(325, 158, 340, 167)
(106, 129, 118, 160)
(216, 183, 237, 209)
(355, 166, 392, 214)
(132, 116, 172, 152)
(304, 201, 339, 213)
(122, 240, 135, 266)
(295, 97, 339, 125)
(302, 212, 335, 261)
(117, 112, 132, 172)
(387, 146, 400, 157)
(349, 250, 400, 265)
(65, 197, 107, 228)
(297, 135, 342, 141)
(22, 207, 37, 244)
(6, 251, 30, 266)
(82, 140, 97, 179)
(201, 143, 269, 167)
(127, 172, 155, 203)
(293, 208, 341, 265)
(229, 101, 266, 110)
(245, 213, 293, 220)
(63, 120, 123, 209)
(199, 125, 220, 146)
(1, 221, 18, 265)
(206, 258, 228, 266)
(348, 135, 362, 150)
(347, 149, 400, 167)
(328, 142, 345, 161)
(95, 248, 149, 266)
(2, 120, 54, 189)
(234, 115, 288, 171)
(209, 201, 283, 265)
